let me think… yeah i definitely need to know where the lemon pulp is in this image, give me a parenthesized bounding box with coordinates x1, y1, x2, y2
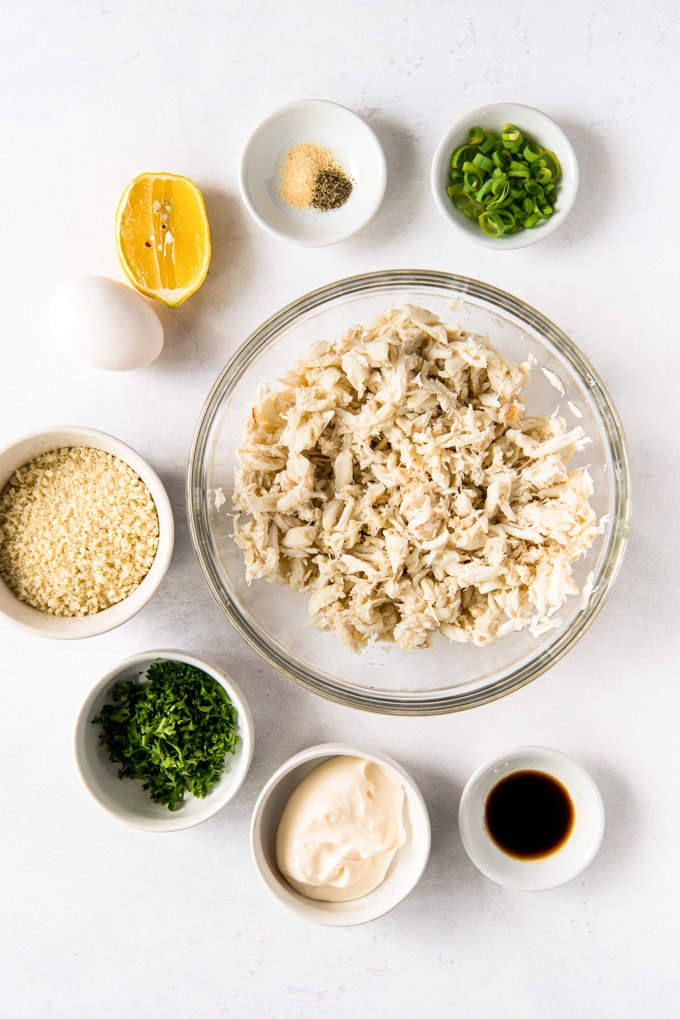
(116, 172, 211, 307)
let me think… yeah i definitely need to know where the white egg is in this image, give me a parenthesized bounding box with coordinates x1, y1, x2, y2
(49, 275, 164, 371)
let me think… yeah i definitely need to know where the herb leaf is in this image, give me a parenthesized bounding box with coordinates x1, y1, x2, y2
(92, 659, 240, 811)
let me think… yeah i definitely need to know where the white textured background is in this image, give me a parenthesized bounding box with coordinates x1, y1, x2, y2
(1, 2, 678, 1016)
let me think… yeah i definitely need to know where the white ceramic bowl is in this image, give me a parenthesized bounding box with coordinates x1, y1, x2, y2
(250, 742, 431, 926)
(458, 746, 605, 890)
(0, 426, 174, 638)
(431, 102, 579, 249)
(239, 99, 386, 247)
(74, 650, 254, 832)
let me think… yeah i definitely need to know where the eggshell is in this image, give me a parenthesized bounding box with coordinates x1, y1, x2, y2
(49, 275, 164, 371)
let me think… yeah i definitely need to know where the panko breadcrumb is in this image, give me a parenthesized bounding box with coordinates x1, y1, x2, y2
(0, 446, 159, 616)
(232, 305, 602, 652)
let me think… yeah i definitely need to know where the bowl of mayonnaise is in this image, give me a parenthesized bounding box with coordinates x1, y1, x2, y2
(250, 742, 431, 926)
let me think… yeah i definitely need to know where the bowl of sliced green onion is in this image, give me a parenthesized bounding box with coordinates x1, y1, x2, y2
(431, 102, 578, 248)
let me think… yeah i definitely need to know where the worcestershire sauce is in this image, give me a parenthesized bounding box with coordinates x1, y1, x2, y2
(485, 769, 575, 860)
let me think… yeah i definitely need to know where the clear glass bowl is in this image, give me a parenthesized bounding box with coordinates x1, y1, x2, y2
(187, 270, 631, 715)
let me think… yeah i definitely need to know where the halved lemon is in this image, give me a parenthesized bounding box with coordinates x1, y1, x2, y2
(115, 172, 211, 307)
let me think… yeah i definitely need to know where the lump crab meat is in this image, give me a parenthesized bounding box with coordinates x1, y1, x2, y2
(232, 305, 602, 652)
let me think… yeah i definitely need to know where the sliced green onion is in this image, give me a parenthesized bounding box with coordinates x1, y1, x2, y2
(492, 148, 512, 171)
(463, 171, 482, 191)
(502, 125, 522, 144)
(508, 160, 530, 178)
(475, 178, 495, 203)
(451, 144, 475, 170)
(479, 132, 496, 154)
(472, 152, 494, 173)
(478, 211, 505, 237)
(477, 175, 510, 210)
(496, 209, 516, 231)
(522, 142, 543, 163)
(540, 149, 562, 182)
(445, 121, 562, 238)
(501, 125, 523, 152)
(451, 188, 474, 211)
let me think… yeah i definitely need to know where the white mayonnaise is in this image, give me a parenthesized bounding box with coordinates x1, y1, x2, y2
(275, 755, 406, 902)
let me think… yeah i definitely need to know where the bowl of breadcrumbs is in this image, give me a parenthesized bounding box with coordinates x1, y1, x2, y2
(0, 426, 174, 638)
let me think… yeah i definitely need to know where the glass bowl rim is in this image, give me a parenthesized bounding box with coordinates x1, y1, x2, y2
(187, 269, 631, 715)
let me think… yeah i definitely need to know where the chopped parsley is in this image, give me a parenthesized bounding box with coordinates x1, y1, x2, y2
(92, 659, 240, 811)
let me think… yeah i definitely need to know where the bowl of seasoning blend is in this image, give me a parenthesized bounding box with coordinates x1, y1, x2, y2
(458, 746, 605, 890)
(239, 99, 386, 247)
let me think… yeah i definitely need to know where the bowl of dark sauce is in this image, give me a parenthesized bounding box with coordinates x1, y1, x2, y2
(458, 747, 604, 890)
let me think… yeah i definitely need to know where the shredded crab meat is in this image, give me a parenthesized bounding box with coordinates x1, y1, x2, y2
(232, 305, 602, 652)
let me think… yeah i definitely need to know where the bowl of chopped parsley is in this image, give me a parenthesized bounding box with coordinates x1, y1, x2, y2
(431, 102, 579, 248)
(74, 651, 254, 831)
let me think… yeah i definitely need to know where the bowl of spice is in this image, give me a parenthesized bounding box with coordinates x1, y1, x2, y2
(239, 99, 386, 247)
(74, 650, 254, 831)
(431, 102, 579, 249)
(0, 426, 174, 638)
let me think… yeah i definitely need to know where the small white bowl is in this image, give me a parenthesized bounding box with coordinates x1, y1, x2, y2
(250, 742, 431, 926)
(74, 650, 254, 832)
(458, 746, 604, 890)
(0, 426, 174, 638)
(239, 99, 386, 247)
(431, 102, 579, 249)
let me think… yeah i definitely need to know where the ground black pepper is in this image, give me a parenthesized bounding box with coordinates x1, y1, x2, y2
(312, 168, 353, 211)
